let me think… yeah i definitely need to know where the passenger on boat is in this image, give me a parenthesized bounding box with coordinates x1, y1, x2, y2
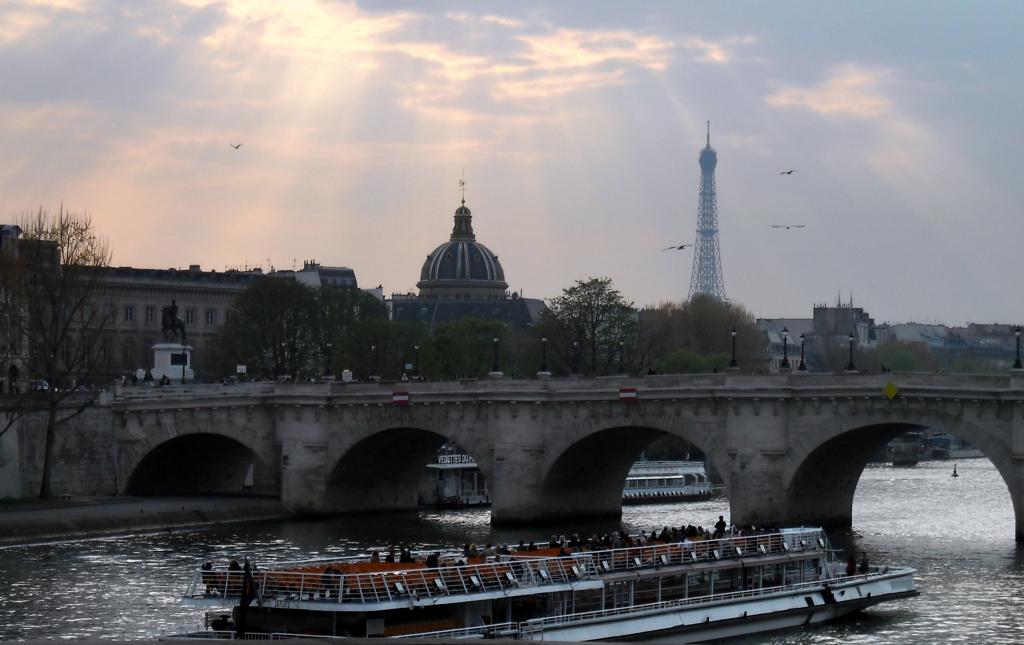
(228, 559, 242, 571)
(527, 542, 537, 551)
(399, 548, 414, 563)
(425, 552, 440, 568)
(846, 555, 856, 576)
(714, 516, 727, 538)
(384, 548, 395, 563)
(370, 551, 380, 563)
(859, 553, 870, 574)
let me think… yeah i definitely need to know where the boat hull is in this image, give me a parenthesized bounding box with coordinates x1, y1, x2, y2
(520, 569, 917, 643)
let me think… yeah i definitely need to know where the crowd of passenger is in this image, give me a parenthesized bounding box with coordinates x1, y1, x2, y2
(359, 515, 793, 570)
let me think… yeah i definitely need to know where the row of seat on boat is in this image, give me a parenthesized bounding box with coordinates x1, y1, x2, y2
(198, 520, 815, 602)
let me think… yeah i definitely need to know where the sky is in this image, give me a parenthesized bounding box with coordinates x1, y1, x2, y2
(1, 0, 1022, 325)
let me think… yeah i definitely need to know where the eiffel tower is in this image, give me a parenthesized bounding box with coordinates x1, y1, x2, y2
(687, 121, 727, 301)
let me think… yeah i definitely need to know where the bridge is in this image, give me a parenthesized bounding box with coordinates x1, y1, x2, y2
(7, 373, 1024, 539)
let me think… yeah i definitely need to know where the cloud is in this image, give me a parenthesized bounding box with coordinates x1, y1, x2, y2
(765, 66, 892, 118)
(681, 35, 758, 64)
(0, 0, 87, 45)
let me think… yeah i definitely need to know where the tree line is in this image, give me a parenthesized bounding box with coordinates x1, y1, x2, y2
(211, 276, 766, 381)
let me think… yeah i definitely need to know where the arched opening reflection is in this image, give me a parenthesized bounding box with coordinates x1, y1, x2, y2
(324, 428, 488, 515)
(540, 427, 721, 523)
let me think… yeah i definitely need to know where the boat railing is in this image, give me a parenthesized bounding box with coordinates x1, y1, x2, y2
(518, 564, 895, 634)
(391, 621, 519, 640)
(186, 554, 601, 606)
(561, 527, 824, 578)
(184, 529, 826, 606)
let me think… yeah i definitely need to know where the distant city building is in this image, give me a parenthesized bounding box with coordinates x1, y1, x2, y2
(757, 318, 813, 373)
(688, 122, 727, 301)
(0, 224, 363, 384)
(389, 199, 543, 329)
(813, 296, 878, 348)
(279, 261, 358, 289)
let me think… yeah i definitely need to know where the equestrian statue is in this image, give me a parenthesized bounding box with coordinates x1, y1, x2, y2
(161, 299, 187, 344)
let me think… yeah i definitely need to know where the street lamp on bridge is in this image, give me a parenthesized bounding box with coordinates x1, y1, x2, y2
(1015, 327, 1022, 370)
(491, 336, 500, 374)
(540, 337, 548, 373)
(798, 333, 807, 371)
(728, 327, 738, 369)
(846, 332, 856, 372)
(324, 341, 333, 377)
(780, 327, 790, 370)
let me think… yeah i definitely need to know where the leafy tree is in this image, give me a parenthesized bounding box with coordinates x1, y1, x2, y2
(420, 318, 507, 380)
(637, 295, 762, 373)
(0, 208, 112, 497)
(216, 277, 314, 378)
(539, 277, 635, 375)
(653, 349, 731, 375)
(869, 340, 936, 373)
(215, 279, 389, 380)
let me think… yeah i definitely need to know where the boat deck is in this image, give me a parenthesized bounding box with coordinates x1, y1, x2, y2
(184, 529, 827, 611)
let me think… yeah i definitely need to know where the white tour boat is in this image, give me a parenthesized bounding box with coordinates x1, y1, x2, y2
(622, 460, 722, 504)
(427, 454, 718, 508)
(170, 527, 917, 642)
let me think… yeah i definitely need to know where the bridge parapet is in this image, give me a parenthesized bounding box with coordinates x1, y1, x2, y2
(107, 372, 1024, 410)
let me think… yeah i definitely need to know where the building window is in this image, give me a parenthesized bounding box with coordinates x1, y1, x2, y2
(145, 306, 155, 324)
(124, 305, 135, 322)
(225, 310, 231, 322)
(185, 308, 195, 325)
(123, 338, 134, 368)
(205, 310, 217, 326)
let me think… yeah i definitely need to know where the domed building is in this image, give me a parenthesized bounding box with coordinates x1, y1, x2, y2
(416, 200, 507, 300)
(391, 199, 543, 329)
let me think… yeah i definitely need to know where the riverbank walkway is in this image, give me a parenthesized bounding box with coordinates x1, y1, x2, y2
(0, 496, 290, 546)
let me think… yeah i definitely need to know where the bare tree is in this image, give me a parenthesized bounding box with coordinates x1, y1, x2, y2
(0, 207, 111, 497)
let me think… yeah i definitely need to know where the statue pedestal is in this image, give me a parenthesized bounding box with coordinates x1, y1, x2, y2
(152, 343, 194, 382)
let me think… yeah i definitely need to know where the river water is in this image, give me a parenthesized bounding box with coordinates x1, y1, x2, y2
(0, 459, 1020, 642)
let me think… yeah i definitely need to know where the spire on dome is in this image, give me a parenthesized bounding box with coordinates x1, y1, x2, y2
(450, 201, 475, 240)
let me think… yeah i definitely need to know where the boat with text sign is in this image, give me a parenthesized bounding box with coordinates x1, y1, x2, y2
(622, 460, 722, 504)
(169, 527, 917, 642)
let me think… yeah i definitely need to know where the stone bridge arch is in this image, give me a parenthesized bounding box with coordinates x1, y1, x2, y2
(117, 407, 280, 497)
(525, 416, 732, 525)
(278, 404, 496, 516)
(768, 405, 1024, 539)
(321, 425, 496, 515)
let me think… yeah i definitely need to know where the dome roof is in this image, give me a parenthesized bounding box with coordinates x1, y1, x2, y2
(417, 201, 508, 300)
(420, 239, 505, 283)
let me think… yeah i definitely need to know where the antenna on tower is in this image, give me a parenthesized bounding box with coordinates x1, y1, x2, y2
(706, 121, 711, 147)
(458, 167, 466, 205)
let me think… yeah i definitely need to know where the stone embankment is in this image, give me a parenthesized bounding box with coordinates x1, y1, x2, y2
(0, 496, 291, 545)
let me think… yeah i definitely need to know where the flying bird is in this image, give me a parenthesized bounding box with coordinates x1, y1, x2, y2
(230, 143, 243, 149)
(662, 244, 693, 251)
(779, 169, 795, 175)
(770, 224, 806, 230)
